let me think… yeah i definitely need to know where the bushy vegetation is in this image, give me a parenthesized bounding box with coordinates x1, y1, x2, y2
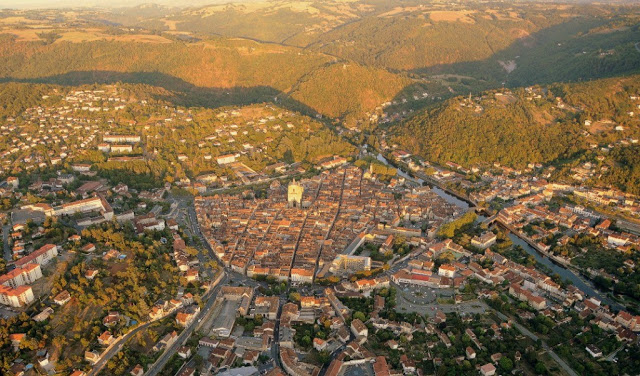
(600, 145, 640, 196)
(438, 211, 477, 238)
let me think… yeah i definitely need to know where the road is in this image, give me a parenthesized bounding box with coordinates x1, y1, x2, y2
(144, 272, 228, 376)
(87, 318, 165, 376)
(88, 271, 226, 376)
(495, 311, 578, 376)
(271, 300, 285, 369)
(2, 224, 10, 265)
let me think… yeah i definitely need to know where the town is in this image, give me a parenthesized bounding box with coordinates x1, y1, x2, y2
(0, 82, 639, 376)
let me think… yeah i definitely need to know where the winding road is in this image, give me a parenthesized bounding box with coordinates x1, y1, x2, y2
(87, 271, 226, 376)
(495, 311, 578, 376)
(87, 318, 166, 376)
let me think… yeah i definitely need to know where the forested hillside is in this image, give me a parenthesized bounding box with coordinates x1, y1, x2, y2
(0, 36, 411, 126)
(1, 2, 639, 128)
(600, 145, 640, 196)
(392, 75, 640, 169)
(101, 1, 640, 88)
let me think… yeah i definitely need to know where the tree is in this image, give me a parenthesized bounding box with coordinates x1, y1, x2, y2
(353, 311, 367, 322)
(318, 350, 331, 364)
(185, 247, 199, 257)
(499, 357, 513, 372)
(288, 292, 301, 302)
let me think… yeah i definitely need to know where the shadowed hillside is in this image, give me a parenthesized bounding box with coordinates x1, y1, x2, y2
(0, 36, 412, 125)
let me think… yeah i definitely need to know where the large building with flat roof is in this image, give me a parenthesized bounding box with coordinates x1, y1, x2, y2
(0, 285, 34, 307)
(0, 263, 42, 288)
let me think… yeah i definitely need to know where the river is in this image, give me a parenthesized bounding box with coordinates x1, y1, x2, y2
(376, 153, 470, 209)
(375, 152, 622, 309)
(507, 232, 623, 310)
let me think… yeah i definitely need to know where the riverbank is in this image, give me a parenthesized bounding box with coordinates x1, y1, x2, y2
(493, 221, 624, 311)
(375, 152, 477, 209)
(373, 149, 624, 310)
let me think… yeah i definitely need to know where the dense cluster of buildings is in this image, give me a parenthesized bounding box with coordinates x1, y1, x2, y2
(196, 166, 459, 283)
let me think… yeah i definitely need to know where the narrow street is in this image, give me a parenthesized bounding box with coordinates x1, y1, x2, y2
(2, 224, 11, 265)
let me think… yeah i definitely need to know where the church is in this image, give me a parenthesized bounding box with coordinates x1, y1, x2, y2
(287, 180, 303, 208)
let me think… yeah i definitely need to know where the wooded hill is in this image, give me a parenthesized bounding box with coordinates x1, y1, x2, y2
(0, 36, 411, 126)
(0, 2, 639, 128)
(101, 1, 640, 87)
(392, 75, 640, 169)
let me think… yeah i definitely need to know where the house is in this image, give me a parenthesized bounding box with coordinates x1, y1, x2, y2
(33, 307, 54, 322)
(153, 331, 178, 352)
(85, 350, 100, 364)
(130, 364, 144, 376)
(149, 305, 164, 320)
(480, 363, 496, 376)
(438, 264, 456, 278)
(98, 331, 114, 346)
(185, 269, 199, 282)
(85, 269, 99, 280)
(466, 346, 476, 359)
(400, 354, 416, 374)
(178, 346, 192, 359)
(243, 350, 260, 365)
(81, 243, 96, 253)
(103, 311, 120, 327)
(167, 219, 179, 231)
(373, 356, 391, 376)
(216, 154, 236, 165)
(471, 232, 497, 249)
(7, 177, 19, 189)
(176, 306, 200, 327)
(337, 326, 350, 343)
(10, 333, 25, 351)
(586, 344, 602, 358)
(176, 367, 195, 376)
(290, 268, 314, 283)
(350, 318, 368, 338)
(313, 338, 327, 351)
(70, 371, 87, 376)
(53, 290, 71, 305)
(386, 339, 399, 350)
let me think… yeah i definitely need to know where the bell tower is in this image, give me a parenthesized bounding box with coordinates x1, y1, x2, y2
(288, 179, 303, 208)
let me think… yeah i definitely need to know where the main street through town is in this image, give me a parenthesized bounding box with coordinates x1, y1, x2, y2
(144, 272, 228, 376)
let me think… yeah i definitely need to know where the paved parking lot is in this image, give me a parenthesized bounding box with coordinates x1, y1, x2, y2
(394, 283, 488, 317)
(0, 306, 18, 319)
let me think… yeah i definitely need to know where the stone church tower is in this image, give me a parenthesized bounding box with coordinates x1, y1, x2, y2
(288, 179, 303, 208)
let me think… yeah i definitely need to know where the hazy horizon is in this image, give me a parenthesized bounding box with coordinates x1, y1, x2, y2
(0, 0, 245, 9)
